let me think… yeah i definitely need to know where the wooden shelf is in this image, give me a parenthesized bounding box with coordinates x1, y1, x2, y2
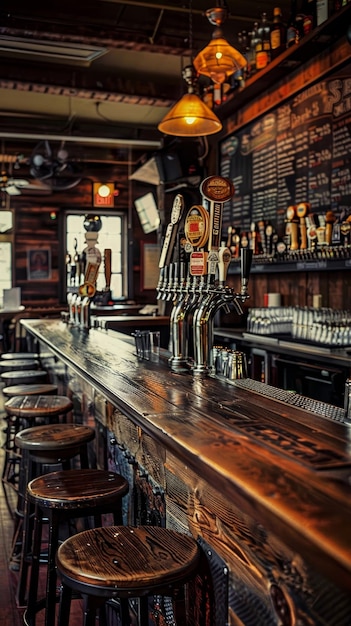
(217, 5, 351, 121)
(228, 255, 351, 274)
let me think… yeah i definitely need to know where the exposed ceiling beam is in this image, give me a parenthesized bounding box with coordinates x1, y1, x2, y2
(0, 131, 160, 149)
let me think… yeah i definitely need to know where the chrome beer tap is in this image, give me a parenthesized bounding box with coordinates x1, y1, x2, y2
(169, 261, 196, 371)
(192, 247, 253, 376)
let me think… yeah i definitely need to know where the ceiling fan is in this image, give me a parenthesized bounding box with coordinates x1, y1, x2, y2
(29, 139, 83, 190)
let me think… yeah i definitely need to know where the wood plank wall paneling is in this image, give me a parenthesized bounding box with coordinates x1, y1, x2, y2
(10, 177, 157, 306)
(226, 269, 347, 311)
(14, 204, 60, 303)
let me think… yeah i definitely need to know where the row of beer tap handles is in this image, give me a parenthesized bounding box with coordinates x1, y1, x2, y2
(285, 203, 351, 249)
(156, 176, 253, 305)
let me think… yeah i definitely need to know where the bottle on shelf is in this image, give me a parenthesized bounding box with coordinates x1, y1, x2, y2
(240, 30, 251, 82)
(232, 31, 248, 88)
(301, 0, 317, 34)
(248, 21, 260, 75)
(255, 12, 271, 70)
(286, 0, 299, 47)
(270, 7, 287, 58)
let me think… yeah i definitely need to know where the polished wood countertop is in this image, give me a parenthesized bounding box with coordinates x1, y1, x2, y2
(22, 319, 351, 590)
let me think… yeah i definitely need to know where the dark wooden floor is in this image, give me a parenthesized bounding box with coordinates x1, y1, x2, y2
(0, 464, 23, 626)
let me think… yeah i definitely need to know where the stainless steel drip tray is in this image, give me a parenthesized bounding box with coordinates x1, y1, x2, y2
(215, 380, 350, 472)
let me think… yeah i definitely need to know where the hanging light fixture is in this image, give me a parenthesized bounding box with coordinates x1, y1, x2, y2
(193, 4, 247, 85)
(158, 0, 222, 138)
(158, 65, 222, 137)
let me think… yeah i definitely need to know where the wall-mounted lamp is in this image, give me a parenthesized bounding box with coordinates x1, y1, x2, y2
(193, 6, 247, 85)
(158, 65, 222, 137)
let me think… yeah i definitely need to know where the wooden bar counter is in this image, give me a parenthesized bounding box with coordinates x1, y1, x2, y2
(21, 318, 351, 625)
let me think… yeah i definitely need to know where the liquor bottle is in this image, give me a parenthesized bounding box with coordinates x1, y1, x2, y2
(240, 30, 251, 81)
(232, 32, 247, 88)
(302, 0, 317, 34)
(270, 7, 287, 58)
(256, 13, 271, 70)
(248, 22, 259, 74)
(286, 0, 298, 47)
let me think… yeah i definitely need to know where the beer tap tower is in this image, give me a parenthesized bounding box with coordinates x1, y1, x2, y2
(157, 175, 253, 376)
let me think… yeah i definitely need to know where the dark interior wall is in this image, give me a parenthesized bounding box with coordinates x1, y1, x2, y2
(10, 176, 158, 307)
(215, 36, 351, 326)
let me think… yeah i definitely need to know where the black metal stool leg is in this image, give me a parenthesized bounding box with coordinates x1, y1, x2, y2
(83, 595, 97, 626)
(120, 598, 131, 625)
(45, 510, 61, 626)
(24, 503, 44, 625)
(16, 494, 35, 607)
(58, 582, 72, 625)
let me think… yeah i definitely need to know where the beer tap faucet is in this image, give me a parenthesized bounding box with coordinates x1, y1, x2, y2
(240, 247, 253, 301)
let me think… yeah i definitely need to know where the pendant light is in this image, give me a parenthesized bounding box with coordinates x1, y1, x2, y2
(157, 0, 222, 138)
(193, 4, 247, 85)
(157, 65, 222, 137)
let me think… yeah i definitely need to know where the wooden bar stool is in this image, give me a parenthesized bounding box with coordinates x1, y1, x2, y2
(56, 525, 202, 626)
(1, 352, 39, 359)
(14, 423, 96, 607)
(0, 359, 40, 372)
(23, 469, 129, 626)
(1, 370, 48, 386)
(2, 383, 58, 398)
(2, 395, 73, 494)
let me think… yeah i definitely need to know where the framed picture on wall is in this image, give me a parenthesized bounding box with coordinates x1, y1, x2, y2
(27, 248, 51, 280)
(140, 242, 159, 291)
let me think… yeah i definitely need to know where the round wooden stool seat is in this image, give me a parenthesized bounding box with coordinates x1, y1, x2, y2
(15, 423, 95, 463)
(2, 383, 58, 397)
(28, 468, 129, 511)
(2, 395, 73, 495)
(1, 370, 47, 385)
(5, 395, 73, 420)
(0, 359, 39, 372)
(22, 470, 129, 623)
(56, 526, 201, 626)
(1, 352, 39, 360)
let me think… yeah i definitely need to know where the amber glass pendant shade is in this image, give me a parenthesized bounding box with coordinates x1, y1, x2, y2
(193, 7, 247, 84)
(193, 34, 247, 84)
(158, 91, 222, 137)
(158, 66, 222, 137)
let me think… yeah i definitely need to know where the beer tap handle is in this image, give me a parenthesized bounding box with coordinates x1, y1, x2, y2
(156, 267, 164, 300)
(161, 266, 169, 300)
(325, 210, 336, 246)
(240, 247, 253, 299)
(158, 194, 185, 269)
(218, 246, 231, 286)
(297, 202, 310, 250)
(199, 176, 235, 284)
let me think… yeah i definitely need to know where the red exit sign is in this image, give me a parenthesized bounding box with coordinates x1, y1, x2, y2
(93, 183, 114, 207)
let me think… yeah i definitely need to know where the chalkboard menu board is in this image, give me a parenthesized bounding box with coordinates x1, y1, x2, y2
(220, 63, 351, 236)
